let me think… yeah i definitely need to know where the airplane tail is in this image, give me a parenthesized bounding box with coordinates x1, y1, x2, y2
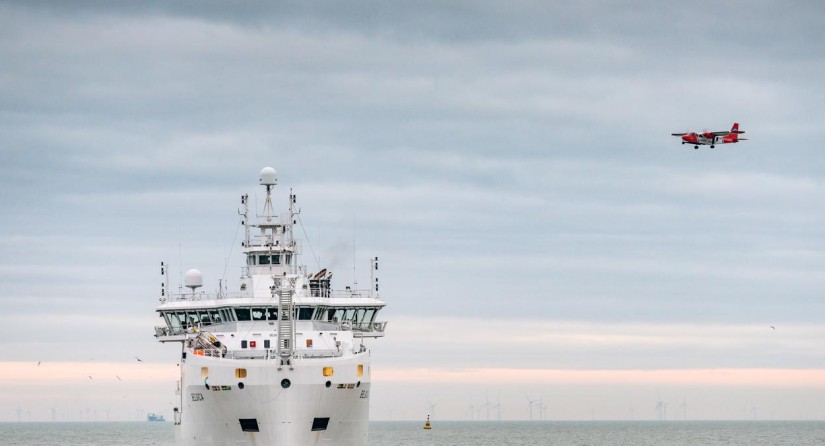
(730, 122, 743, 141)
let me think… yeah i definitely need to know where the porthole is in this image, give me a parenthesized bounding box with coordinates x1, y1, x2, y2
(281, 379, 291, 389)
(238, 382, 245, 389)
(325, 381, 331, 388)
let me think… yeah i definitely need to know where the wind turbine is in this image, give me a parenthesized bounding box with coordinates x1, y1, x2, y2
(482, 394, 491, 420)
(540, 401, 548, 420)
(526, 396, 538, 421)
(466, 402, 475, 420)
(494, 396, 502, 421)
(655, 391, 666, 421)
(678, 395, 687, 421)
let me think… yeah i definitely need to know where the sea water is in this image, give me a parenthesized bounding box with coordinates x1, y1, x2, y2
(2, 420, 824, 445)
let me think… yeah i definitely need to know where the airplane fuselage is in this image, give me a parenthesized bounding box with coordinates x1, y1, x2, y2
(680, 133, 740, 147)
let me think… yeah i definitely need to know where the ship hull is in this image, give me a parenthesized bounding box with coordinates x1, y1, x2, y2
(176, 353, 371, 445)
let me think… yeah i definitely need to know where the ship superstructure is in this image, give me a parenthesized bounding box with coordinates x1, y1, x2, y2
(154, 167, 386, 445)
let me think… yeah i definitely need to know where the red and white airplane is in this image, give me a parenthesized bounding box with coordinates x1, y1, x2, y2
(671, 122, 747, 149)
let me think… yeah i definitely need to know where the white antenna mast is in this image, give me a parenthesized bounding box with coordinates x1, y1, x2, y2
(259, 167, 277, 222)
(352, 217, 357, 289)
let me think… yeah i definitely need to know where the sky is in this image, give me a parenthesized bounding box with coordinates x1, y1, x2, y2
(1, 0, 825, 421)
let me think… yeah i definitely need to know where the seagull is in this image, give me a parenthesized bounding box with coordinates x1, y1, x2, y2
(37, 361, 41, 366)
(88, 376, 93, 380)
(135, 356, 143, 362)
(770, 326, 775, 330)
(116, 376, 122, 381)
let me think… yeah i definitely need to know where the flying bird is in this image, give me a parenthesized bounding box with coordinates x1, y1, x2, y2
(770, 326, 775, 330)
(135, 356, 143, 362)
(37, 361, 41, 366)
(88, 376, 93, 380)
(116, 376, 122, 381)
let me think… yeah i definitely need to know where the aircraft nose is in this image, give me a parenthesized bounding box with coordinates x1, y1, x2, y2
(681, 135, 690, 142)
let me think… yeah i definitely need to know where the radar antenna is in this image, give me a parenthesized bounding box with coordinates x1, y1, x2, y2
(259, 167, 277, 222)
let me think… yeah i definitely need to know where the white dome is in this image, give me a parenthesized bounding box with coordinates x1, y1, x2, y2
(184, 269, 203, 290)
(259, 167, 278, 186)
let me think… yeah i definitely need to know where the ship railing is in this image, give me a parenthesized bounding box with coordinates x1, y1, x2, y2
(326, 289, 380, 299)
(245, 234, 302, 253)
(161, 287, 378, 302)
(155, 326, 187, 337)
(163, 291, 248, 302)
(217, 348, 343, 360)
(350, 321, 387, 338)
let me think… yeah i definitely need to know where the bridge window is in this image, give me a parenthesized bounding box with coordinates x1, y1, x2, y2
(209, 310, 222, 324)
(258, 255, 270, 265)
(285, 254, 292, 265)
(251, 308, 266, 321)
(247, 256, 256, 266)
(172, 312, 186, 329)
(186, 312, 201, 327)
(165, 312, 182, 331)
(267, 307, 278, 321)
(329, 309, 344, 322)
(273, 254, 281, 265)
(363, 309, 375, 323)
(235, 308, 251, 321)
(298, 307, 313, 320)
(354, 309, 366, 323)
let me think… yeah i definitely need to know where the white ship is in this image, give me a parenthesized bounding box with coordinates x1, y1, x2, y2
(154, 167, 387, 445)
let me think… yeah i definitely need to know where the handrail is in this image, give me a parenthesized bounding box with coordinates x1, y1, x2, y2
(160, 288, 379, 302)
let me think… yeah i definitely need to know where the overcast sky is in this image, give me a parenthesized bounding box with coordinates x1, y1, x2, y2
(2, 0, 825, 422)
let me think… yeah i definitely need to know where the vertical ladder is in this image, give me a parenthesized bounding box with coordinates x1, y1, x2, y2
(277, 286, 294, 365)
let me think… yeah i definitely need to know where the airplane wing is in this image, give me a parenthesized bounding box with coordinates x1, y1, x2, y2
(671, 133, 688, 136)
(711, 130, 746, 135)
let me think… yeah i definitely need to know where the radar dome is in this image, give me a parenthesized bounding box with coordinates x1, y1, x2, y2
(259, 167, 278, 186)
(184, 269, 203, 291)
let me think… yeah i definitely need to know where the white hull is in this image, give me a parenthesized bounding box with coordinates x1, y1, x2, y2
(177, 354, 371, 445)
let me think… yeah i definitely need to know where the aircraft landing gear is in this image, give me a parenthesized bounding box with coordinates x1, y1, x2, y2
(710, 145, 715, 149)
(694, 145, 699, 149)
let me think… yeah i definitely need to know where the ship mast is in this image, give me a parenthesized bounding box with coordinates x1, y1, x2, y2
(258, 167, 296, 367)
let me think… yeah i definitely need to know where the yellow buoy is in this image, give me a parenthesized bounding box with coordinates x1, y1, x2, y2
(423, 414, 432, 430)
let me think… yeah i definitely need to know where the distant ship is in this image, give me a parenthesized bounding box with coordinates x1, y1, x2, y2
(147, 413, 166, 422)
(154, 167, 387, 445)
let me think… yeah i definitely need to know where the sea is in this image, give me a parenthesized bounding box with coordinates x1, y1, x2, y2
(1, 420, 824, 445)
